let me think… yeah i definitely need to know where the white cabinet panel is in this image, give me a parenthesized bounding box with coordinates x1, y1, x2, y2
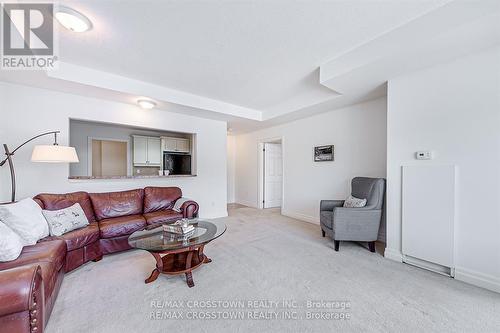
(133, 136, 161, 166)
(176, 138, 190, 153)
(133, 136, 148, 165)
(163, 137, 177, 152)
(147, 137, 161, 165)
(161, 137, 190, 153)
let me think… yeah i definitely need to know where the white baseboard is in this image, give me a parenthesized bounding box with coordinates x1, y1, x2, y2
(455, 267, 500, 293)
(281, 210, 319, 225)
(384, 247, 403, 262)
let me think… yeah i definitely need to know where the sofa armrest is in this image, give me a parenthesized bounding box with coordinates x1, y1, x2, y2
(320, 200, 344, 212)
(332, 208, 382, 241)
(177, 199, 199, 218)
(0, 265, 44, 332)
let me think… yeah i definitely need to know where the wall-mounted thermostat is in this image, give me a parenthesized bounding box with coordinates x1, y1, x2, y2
(416, 151, 433, 160)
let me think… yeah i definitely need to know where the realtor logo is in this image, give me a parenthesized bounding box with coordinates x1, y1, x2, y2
(1, 3, 58, 70)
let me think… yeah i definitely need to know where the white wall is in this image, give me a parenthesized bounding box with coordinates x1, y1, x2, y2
(235, 98, 387, 231)
(386, 46, 500, 292)
(227, 134, 236, 203)
(0, 82, 228, 218)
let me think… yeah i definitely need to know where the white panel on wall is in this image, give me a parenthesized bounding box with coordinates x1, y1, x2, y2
(402, 165, 456, 270)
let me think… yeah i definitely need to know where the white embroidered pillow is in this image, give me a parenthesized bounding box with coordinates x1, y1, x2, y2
(42, 203, 89, 237)
(0, 222, 24, 262)
(0, 198, 49, 245)
(343, 195, 367, 208)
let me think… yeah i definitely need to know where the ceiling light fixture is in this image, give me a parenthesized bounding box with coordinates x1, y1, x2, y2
(55, 6, 92, 32)
(137, 99, 157, 109)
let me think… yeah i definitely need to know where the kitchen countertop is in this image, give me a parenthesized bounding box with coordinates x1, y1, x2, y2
(69, 174, 197, 180)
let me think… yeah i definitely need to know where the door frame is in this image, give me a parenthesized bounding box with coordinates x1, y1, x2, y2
(258, 136, 284, 209)
(87, 137, 131, 177)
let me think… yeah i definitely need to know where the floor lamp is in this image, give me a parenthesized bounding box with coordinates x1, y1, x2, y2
(0, 131, 79, 203)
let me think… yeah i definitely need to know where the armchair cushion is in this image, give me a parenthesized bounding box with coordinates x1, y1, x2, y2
(332, 207, 382, 241)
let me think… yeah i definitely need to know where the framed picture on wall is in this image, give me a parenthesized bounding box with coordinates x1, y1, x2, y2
(314, 145, 334, 162)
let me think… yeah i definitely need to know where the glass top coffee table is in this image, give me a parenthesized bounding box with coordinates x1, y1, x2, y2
(128, 219, 226, 288)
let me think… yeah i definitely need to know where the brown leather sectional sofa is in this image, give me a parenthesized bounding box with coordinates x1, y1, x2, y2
(0, 186, 198, 333)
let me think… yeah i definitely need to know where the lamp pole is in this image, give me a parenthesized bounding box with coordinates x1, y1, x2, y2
(0, 131, 60, 203)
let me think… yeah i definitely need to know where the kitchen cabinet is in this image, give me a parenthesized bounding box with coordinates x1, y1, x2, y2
(133, 136, 161, 166)
(161, 137, 190, 153)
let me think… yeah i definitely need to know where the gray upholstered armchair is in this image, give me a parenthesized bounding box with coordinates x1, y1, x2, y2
(320, 177, 385, 252)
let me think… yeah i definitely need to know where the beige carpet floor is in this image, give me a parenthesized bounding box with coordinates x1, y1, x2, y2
(46, 206, 500, 333)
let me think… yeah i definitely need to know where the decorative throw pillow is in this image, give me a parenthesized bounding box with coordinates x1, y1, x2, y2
(343, 195, 367, 208)
(42, 203, 89, 236)
(0, 221, 24, 262)
(0, 198, 49, 245)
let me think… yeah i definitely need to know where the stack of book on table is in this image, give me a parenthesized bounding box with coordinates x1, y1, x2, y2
(163, 220, 195, 235)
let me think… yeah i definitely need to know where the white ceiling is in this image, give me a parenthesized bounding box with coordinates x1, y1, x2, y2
(1, 0, 498, 133)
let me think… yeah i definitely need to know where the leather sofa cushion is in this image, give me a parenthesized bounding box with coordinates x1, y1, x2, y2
(98, 214, 146, 239)
(89, 189, 144, 220)
(0, 240, 66, 273)
(99, 236, 132, 255)
(42, 223, 100, 251)
(143, 187, 182, 213)
(144, 210, 183, 225)
(34, 191, 97, 223)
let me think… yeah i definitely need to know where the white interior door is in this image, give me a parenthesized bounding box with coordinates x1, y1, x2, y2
(264, 143, 282, 208)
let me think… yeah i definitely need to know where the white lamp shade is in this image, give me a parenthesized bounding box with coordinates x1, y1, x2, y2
(31, 145, 79, 163)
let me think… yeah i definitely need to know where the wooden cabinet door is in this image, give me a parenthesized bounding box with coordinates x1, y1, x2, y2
(164, 137, 177, 152)
(147, 137, 161, 165)
(176, 138, 190, 153)
(133, 136, 148, 165)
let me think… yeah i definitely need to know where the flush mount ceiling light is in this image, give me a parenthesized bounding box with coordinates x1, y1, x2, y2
(55, 6, 92, 32)
(137, 99, 157, 109)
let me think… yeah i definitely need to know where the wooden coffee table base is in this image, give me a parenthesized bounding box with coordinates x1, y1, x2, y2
(145, 244, 211, 288)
